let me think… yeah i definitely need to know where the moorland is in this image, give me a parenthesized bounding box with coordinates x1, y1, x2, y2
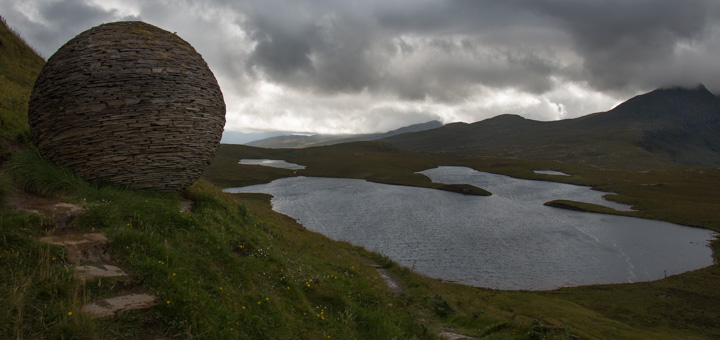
(2, 17, 720, 339)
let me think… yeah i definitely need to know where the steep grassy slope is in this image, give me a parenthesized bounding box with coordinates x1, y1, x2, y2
(383, 86, 720, 170)
(0, 17, 44, 159)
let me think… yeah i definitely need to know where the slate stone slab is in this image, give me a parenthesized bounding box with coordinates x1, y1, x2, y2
(82, 293, 157, 318)
(75, 264, 128, 281)
(40, 232, 110, 264)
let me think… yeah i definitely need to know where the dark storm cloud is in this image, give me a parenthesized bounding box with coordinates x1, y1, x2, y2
(525, 0, 720, 92)
(239, 0, 720, 100)
(240, 1, 387, 94)
(7, 0, 719, 99)
(3, 0, 139, 58)
(239, 0, 557, 100)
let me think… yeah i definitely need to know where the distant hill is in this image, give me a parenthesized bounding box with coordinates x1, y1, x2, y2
(247, 120, 442, 148)
(382, 85, 720, 169)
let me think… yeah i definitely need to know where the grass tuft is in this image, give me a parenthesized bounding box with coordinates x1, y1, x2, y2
(4, 151, 91, 197)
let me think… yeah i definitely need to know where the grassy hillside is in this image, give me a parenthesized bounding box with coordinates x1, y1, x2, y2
(0, 16, 44, 160)
(1, 153, 439, 338)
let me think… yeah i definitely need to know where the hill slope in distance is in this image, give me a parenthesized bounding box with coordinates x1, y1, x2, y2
(247, 120, 442, 148)
(382, 85, 720, 170)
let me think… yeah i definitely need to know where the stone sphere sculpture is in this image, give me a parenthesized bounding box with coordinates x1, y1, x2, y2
(28, 21, 225, 190)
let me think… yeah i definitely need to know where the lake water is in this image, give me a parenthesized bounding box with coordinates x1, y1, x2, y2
(533, 170, 570, 176)
(239, 159, 306, 170)
(225, 166, 716, 290)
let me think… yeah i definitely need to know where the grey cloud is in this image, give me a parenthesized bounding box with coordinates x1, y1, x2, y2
(3, 0, 139, 58)
(527, 0, 720, 92)
(239, 0, 560, 101)
(238, 0, 720, 102)
(241, 1, 388, 94)
(246, 15, 317, 79)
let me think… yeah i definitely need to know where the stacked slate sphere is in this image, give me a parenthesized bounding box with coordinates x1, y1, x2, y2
(28, 21, 225, 191)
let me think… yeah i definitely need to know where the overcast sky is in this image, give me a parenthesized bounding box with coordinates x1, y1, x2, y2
(3, 0, 720, 138)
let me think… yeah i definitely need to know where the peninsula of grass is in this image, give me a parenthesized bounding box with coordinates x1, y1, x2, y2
(543, 199, 632, 216)
(436, 183, 491, 196)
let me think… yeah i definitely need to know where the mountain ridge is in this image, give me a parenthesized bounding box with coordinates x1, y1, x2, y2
(246, 120, 442, 148)
(382, 85, 720, 169)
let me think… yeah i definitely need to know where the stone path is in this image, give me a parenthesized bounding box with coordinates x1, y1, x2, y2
(40, 232, 111, 264)
(81, 293, 157, 318)
(75, 264, 128, 281)
(7, 191, 158, 318)
(39, 229, 157, 318)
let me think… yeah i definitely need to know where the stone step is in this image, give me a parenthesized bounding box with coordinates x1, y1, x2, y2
(82, 293, 157, 318)
(179, 199, 193, 213)
(438, 328, 479, 340)
(75, 264, 128, 281)
(40, 232, 110, 263)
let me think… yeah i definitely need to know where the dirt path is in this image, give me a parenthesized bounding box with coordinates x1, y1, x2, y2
(359, 257, 404, 294)
(359, 257, 479, 340)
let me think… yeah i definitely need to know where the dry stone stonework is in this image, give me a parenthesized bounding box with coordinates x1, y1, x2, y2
(28, 21, 225, 190)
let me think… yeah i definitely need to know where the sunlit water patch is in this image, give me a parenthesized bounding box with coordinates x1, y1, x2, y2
(239, 159, 306, 170)
(225, 166, 715, 290)
(534, 170, 570, 176)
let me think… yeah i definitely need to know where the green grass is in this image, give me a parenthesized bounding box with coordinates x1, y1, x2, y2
(0, 16, 44, 161)
(0, 153, 437, 339)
